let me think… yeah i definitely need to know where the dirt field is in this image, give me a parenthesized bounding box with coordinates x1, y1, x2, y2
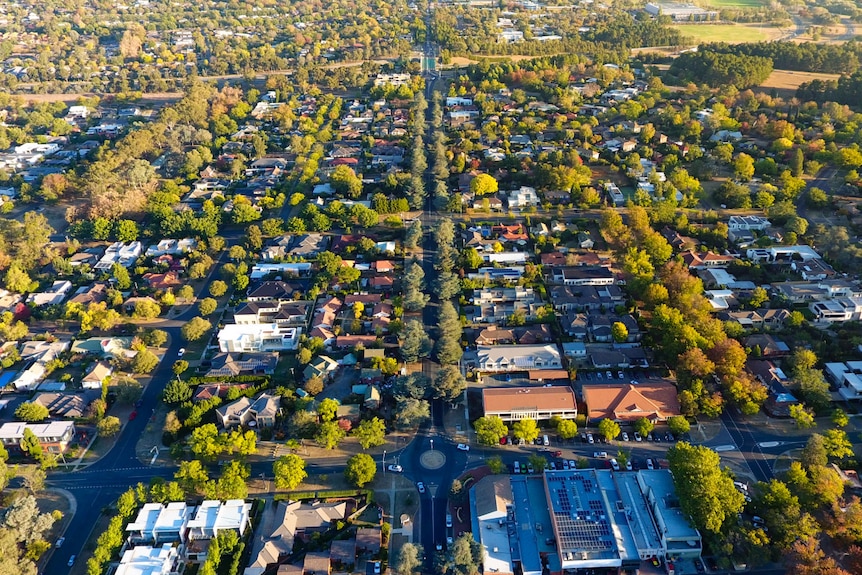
(16, 91, 183, 104)
(758, 69, 841, 96)
(673, 22, 787, 44)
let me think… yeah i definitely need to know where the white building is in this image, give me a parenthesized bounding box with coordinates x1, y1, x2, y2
(0, 421, 75, 453)
(809, 297, 862, 324)
(249, 263, 313, 280)
(477, 344, 562, 372)
(825, 361, 862, 401)
(145, 238, 197, 257)
(25, 280, 73, 306)
(218, 323, 300, 352)
(94, 241, 143, 270)
(728, 215, 771, 231)
(115, 544, 182, 575)
(507, 186, 539, 208)
(187, 500, 252, 541)
(126, 502, 195, 545)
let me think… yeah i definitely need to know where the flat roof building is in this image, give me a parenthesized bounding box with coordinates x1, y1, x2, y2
(482, 386, 577, 422)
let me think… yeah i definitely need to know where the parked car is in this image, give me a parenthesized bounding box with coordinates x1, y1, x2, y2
(55, 537, 65, 548)
(499, 436, 507, 445)
(609, 458, 620, 471)
(526, 462, 535, 474)
(562, 460, 570, 470)
(586, 433, 594, 444)
(569, 460, 576, 469)
(617, 371, 625, 379)
(446, 514, 453, 528)
(625, 460, 633, 471)
(457, 443, 470, 451)
(621, 432, 629, 441)
(129, 410, 137, 421)
(633, 432, 642, 442)
(374, 561, 381, 574)
(417, 482, 426, 494)
(646, 458, 655, 470)
(388, 465, 403, 473)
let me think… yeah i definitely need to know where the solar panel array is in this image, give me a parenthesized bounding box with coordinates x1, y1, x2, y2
(547, 472, 616, 555)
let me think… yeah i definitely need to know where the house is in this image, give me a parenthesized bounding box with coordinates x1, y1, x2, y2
(746, 245, 821, 263)
(143, 271, 183, 290)
(115, 544, 182, 575)
(550, 266, 615, 286)
(582, 380, 680, 423)
(507, 186, 539, 208)
(476, 344, 562, 372)
(33, 390, 100, 418)
(218, 324, 300, 352)
(250, 263, 313, 280)
(13, 340, 71, 390)
(681, 250, 736, 270)
(476, 326, 515, 345)
(246, 500, 347, 575)
(0, 421, 76, 454)
(824, 361, 862, 401)
(303, 355, 339, 382)
(216, 392, 280, 428)
(94, 241, 143, 270)
(145, 238, 197, 257)
(792, 259, 836, 281)
(810, 297, 862, 323)
(604, 183, 625, 206)
(248, 281, 307, 302)
(743, 334, 790, 358)
(747, 359, 798, 417)
(123, 296, 160, 314)
(728, 215, 771, 231)
(206, 352, 279, 377)
(193, 383, 253, 403)
(67, 282, 110, 306)
(355, 527, 381, 554)
(233, 301, 312, 327)
(329, 539, 357, 571)
(126, 502, 195, 546)
(470, 476, 515, 575)
(482, 386, 577, 422)
(26, 280, 73, 306)
(303, 552, 331, 575)
(81, 361, 113, 389)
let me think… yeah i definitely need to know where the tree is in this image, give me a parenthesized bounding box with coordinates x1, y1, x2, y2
(405, 220, 422, 250)
(189, 424, 222, 460)
(354, 417, 387, 449)
(801, 434, 828, 469)
(112, 262, 132, 290)
(557, 419, 578, 440)
(470, 173, 498, 196)
(474, 416, 508, 445)
(4, 263, 35, 293)
(146, 329, 169, 347)
(434, 366, 466, 403)
(345, 453, 377, 487)
(172, 360, 189, 376)
(208, 461, 250, 500)
(394, 397, 430, 429)
(667, 416, 691, 436)
(598, 419, 621, 442)
(790, 404, 816, 429)
(752, 479, 818, 550)
(273, 454, 307, 490)
(209, 281, 228, 297)
(399, 320, 432, 363)
(304, 375, 324, 396)
(634, 417, 654, 438)
(444, 533, 483, 575)
(315, 421, 346, 449)
(317, 398, 339, 423)
(20, 428, 42, 460)
(513, 418, 540, 444)
(198, 298, 217, 316)
(132, 349, 159, 373)
(667, 442, 745, 534)
(783, 536, 851, 575)
(163, 378, 192, 403)
(1, 495, 55, 544)
(394, 542, 424, 575)
(182, 316, 212, 341)
(832, 409, 849, 428)
(611, 322, 629, 343)
(14, 403, 49, 423)
(97, 416, 121, 437)
(822, 429, 854, 460)
(486, 456, 506, 474)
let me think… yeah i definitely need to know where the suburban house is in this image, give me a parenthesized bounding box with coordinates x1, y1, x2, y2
(26, 280, 73, 306)
(549, 267, 615, 286)
(33, 390, 100, 418)
(247, 281, 307, 302)
(810, 296, 862, 324)
(825, 361, 862, 401)
(116, 544, 182, 575)
(216, 393, 280, 429)
(0, 421, 76, 454)
(507, 186, 540, 208)
(94, 241, 143, 270)
(303, 355, 339, 382)
(233, 301, 312, 327)
(482, 386, 577, 422)
(81, 360, 113, 389)
(217, 324, 300, 352)
(728, 215, 771, 231)
(206, 352, 279, 378)
(582, 381, 680, 423)
(476, 344, 563, 372)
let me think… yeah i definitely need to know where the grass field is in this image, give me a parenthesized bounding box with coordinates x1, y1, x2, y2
(702, 0, 768, 7)
(758, 69, 841, 94)
(673, 23, 784, 43)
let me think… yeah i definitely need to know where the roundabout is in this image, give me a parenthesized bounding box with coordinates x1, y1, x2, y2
(419, 449, 446, 470)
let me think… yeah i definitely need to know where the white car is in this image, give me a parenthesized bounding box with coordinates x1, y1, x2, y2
(625, 460, 633, 471)
(374, 561, 381, 574)
(177, 348, 186, 357)
(594, 451, 608, 459)
(417, 482, 426, 494)
(634, 432, 643, 442)
(610, 458, 620, 471)
(646, 458, 655, 470)
(387, 465, 403, 473)
(55, 537, 65, 548)
(586, 433, 595, 444)
(621, 432, 629, 441)
(456, 443, 470, 451)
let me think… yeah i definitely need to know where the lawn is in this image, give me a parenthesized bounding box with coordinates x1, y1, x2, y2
(673, 23, 780, 44)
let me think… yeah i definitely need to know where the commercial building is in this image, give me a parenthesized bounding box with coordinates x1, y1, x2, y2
(482, 386, 577, 422)
(469, 469, 700, 575)
(477, 344, 563, 372)
(0, 420, 76, 454)
(582, 381, 680, 423)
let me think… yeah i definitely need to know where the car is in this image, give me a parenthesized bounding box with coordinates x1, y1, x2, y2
(606, 371, 613, 379)
(694, 559, 705, 574)
(552, 450, 562, 457)
(134, 399, 143, 408)
(436, 543, 443, 551)
(539, 447, 550, 452)
(665, 432, 674, 442)
(633, 432, 642, 442)
(456, 443, 470, 451)
(499, 436, 507, 445)
(580, 433, 587, 443)
(387, 465, 403, 473)
(526, 462, 535, 474)
(417, 482, 426, 494)
(545, 461, 552, 471)
(68, 555, 77, 567)
(569, 460, 576, 469)
(374, 561, 381, 574)
(446, 536, 453, 545)
(519, 462, 527, 474)
(621, 432, 629, 441)
(647, 432, 654, 441)
(625, 460, 633, 471)
(609, 458, 620, 471)
(446, 514, 453, 528)
(618, 371, 625, 379)
(562, 460, 569, 470)
(734, 481, 748, 492)
(55, 537, 65, 548)
(177, 348, 186, 357)
(129, 410, 137, 421)
(630, 379, 639, 385)
(586, 433, 594, 444)
(646, 458, 655, 470)
(594, 451, 608, 459)
(596, 372, 603, 380)
(513, 461, 520, 474)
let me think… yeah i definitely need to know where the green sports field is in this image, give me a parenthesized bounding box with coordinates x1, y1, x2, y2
(701, 0, 768, 7)
(673, 23, 779, 44)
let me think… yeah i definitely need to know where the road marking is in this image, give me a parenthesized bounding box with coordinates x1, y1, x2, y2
(713, 445, 737, 452)
(758, 442, 780, 448)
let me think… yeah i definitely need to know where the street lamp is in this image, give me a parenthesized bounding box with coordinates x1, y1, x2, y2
(430, 439, 434, 451)
(383, 450, 387, 475)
